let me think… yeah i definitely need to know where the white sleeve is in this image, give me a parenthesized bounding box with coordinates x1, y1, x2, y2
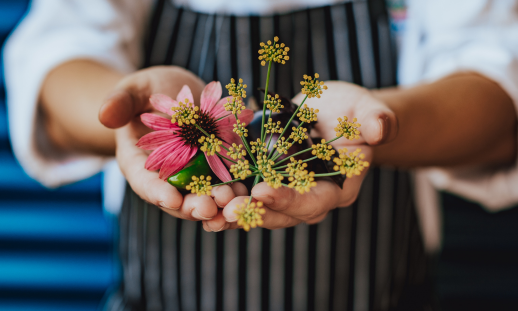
(399, 0, 518, 211)
(3, 0, 152, 188)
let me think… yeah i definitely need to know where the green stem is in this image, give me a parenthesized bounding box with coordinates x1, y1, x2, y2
(246, 175, 262, 207)
(212, 173, 259, 187)
(274, 156, 318, 169)
(216, 152, 238, 165)
(313, 172, 342, 177)
(273, 146, 313, 166)
(261, 61, 273, 142)
(268, 96, 307, 159)
(195, 124, 210, 137)
(325, 135, 342, 144)
(233, 114, 257, 166)
(216, 114, 232, 121)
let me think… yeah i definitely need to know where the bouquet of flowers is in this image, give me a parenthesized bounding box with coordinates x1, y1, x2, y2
(137, 37, 369, 231)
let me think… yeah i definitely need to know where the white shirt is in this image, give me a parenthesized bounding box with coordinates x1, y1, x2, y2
(4, 0, 518, 217)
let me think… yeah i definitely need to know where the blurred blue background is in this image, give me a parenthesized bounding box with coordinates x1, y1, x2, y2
(0, 1, 120, 310)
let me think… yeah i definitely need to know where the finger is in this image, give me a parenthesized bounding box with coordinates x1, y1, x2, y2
(336, 147, 373, 207)
(203, 210, 229, 232)
(211, 185, 236, 208)
(100, 90, 140, 129)
(221, 196, 301, 230)
(250, 181, 340, 222)
(230, 182, 249, 196)
(116, 123, 185, 210)
(356, 106, 398, 146)
(182, 193, 218, 220)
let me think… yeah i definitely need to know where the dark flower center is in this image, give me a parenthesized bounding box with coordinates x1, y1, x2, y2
(180, 110, 219, 147)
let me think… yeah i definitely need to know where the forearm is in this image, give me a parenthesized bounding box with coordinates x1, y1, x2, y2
(40, 60, 124, 156)
(372, 72, 517, 168)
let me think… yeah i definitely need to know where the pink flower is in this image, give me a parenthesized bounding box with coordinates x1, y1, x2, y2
(136, 81, 253, 182)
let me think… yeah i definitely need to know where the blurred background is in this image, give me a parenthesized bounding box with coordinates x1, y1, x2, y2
(0, 1, 120, 310)
(1, 1, 518, 311)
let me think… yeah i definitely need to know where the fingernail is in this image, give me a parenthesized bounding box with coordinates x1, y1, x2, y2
(159, 201, 170, 209)
(213, 224, 227, 232)
(377, 117, 387, 144)
(192, 208, 212, 220)
(260, 195, 275, 205)
(224, 215, 237, 222)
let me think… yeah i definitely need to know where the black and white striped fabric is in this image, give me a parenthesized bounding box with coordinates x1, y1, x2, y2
(105, 0, 430, 310)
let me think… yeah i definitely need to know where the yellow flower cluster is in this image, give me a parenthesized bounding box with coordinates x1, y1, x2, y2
(333, 148, 370, 178)
(297, 104, 319, 123)
(199, 134, 222, 156)
(186, 175, 213, 196)
(256, 154, 275, 174)
(288, 171, 317, 194)
(250, 139, 268, 157)
(226, 78, 247, 99)
(227, 143, 246, 160)
(234, 198, 266, 231)
(230, 160, 252, 180)
(264, 118, 283, 134)
(334, 116, 361, 140)
(273, 137, 293, 155)
(224, 97, 246, 115)
(233, 122, 248, 137)
(300, 73, 328, 99)
(171, 99, 199, 126)
(289, 126, 308, 144)
(256, 154, 283, 188)
(311, 139, 336, 161)
(258, 36, 290, 66)
(285, 157, 308, 177)
(265, 94, 284, 113)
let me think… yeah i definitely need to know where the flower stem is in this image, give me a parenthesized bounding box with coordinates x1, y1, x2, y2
(313, 172, 342, 177)
(274, 156, 318, 169)
(195, 124, 211, 137)
(216, 152, 238, 165)
(212, 173, 259, 187)
(233, 114, 257, 166)
(261, 61, 273, 142)
(216, 114, 232, 121)
(273, 146, 313, 166)
(271, 122, 305, 162)
(246, 175, 262, 207)
(268, 96, 307, 159)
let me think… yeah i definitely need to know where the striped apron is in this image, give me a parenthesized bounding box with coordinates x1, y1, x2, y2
(104, 0, 432, 310)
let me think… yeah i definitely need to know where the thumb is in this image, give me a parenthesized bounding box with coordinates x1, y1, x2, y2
(360, 109, 398, 146)
(99, 90, 141, 129)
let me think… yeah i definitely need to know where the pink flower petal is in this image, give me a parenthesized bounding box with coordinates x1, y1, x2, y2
(176, 85, 194, 104)
(145, 139, 186, 171)
(141, 113, 179, 131)
(218, 129, 241, 146)
(206, 154, 232, 182)
(158, 145, 198, 180)
(150, 94, 177, 116)
(136, 130, 182, 150)
(211, 103, 230, 120)
(201, 81, 222, 112)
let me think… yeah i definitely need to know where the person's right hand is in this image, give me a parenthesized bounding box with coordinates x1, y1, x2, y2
(99, 66, 245, 224)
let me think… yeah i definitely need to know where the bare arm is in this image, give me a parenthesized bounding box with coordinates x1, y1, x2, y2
(373, 72, 517, 168)
(40, 60, 122, 155)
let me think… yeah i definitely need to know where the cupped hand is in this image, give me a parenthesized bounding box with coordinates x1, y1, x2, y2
(212, 81, 397, 230)
(99, 66, 240, 221)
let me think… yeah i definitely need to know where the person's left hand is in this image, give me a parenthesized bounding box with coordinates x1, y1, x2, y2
(204, 81, 397, 230)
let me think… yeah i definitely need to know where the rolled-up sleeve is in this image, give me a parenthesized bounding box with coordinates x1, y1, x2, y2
(399, 0, 518, 211)
(3, 0, 151, 187)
